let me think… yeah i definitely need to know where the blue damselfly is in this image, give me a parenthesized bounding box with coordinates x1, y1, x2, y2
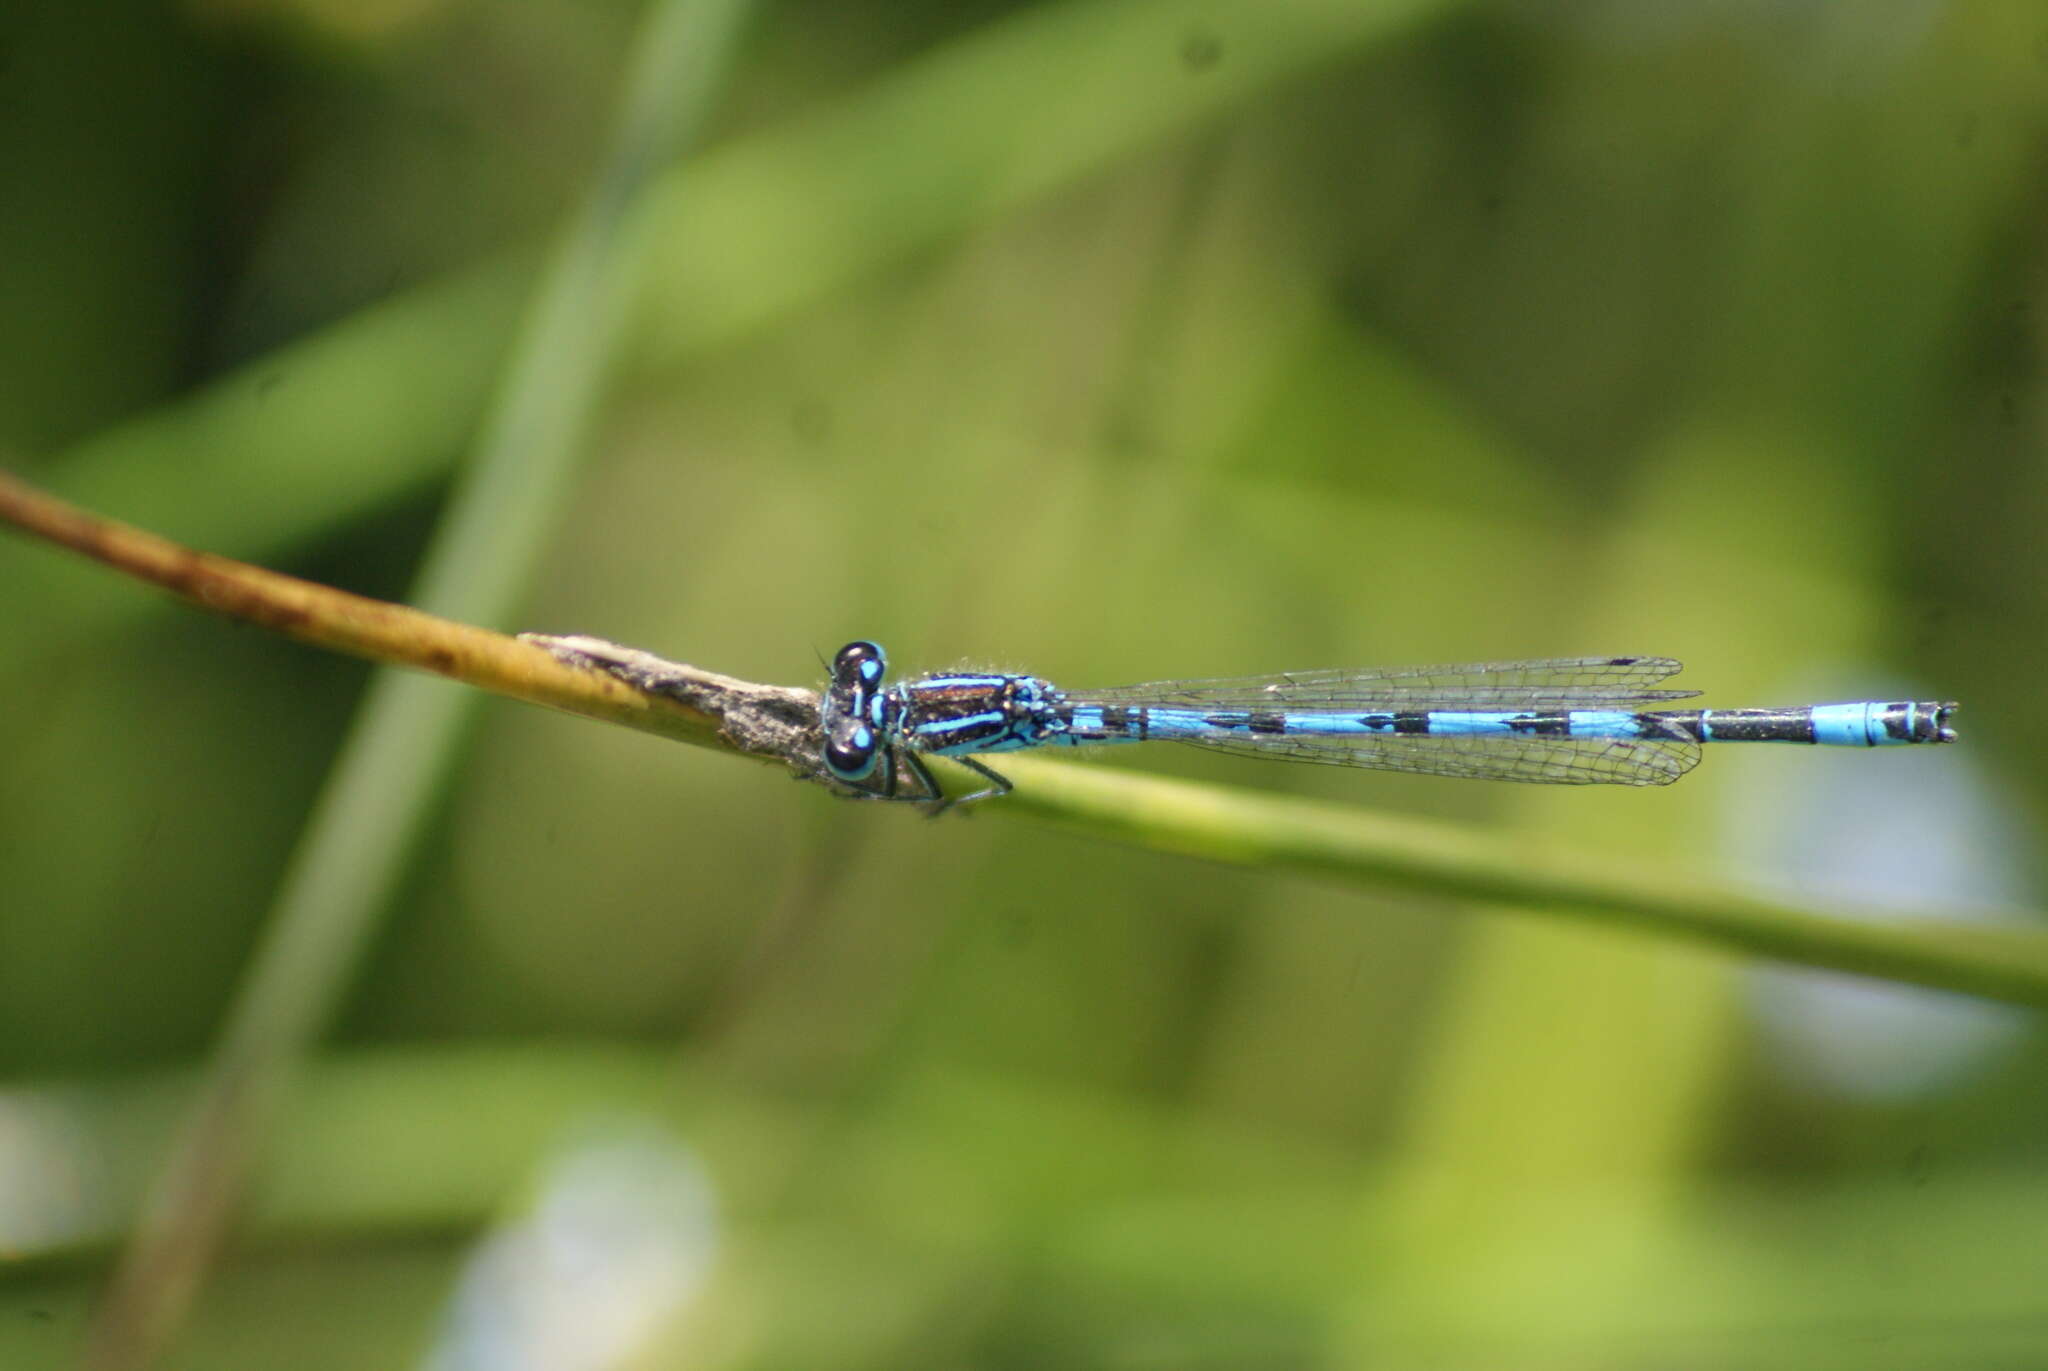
(818, 642, 1957, 807)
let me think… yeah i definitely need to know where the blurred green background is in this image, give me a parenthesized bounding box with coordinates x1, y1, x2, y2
(4, 0, 2047, 1367)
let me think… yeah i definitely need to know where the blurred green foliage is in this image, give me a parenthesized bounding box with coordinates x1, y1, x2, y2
(3, 0, 2047, 1367)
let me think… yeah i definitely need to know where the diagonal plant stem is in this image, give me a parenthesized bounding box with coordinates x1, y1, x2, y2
(0, 471, 809, 763)
(8, 470, 2048, 1023)
(72, 2, 758, 1367)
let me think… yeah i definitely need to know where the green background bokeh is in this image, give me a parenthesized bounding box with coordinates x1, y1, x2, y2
(3, 1, 2045, 1366)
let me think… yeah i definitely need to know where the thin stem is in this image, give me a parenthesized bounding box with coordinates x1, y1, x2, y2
(10, 469, 2048, 1019)
(0, 470, 723, 746)
(992, 755, 2048, 1009)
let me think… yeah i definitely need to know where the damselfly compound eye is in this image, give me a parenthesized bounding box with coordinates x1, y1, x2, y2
(824, 720, 879, 781)
(833, 640, 885, 680)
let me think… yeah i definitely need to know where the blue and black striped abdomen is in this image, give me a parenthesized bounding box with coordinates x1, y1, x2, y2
(1059, 705, 1650, 743)
(1040, 698, 1957, 786)
(1057, 701, 1956, 747)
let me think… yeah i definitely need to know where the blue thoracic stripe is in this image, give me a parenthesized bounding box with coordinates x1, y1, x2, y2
(918, 675, 1009, 691)
(814, 642, 1960, 804)
(915, 711, 1006, 736)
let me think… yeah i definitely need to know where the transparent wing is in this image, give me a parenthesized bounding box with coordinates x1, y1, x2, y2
(1075, 656, 1700, 710)
(1175, 728, 1700, 786)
